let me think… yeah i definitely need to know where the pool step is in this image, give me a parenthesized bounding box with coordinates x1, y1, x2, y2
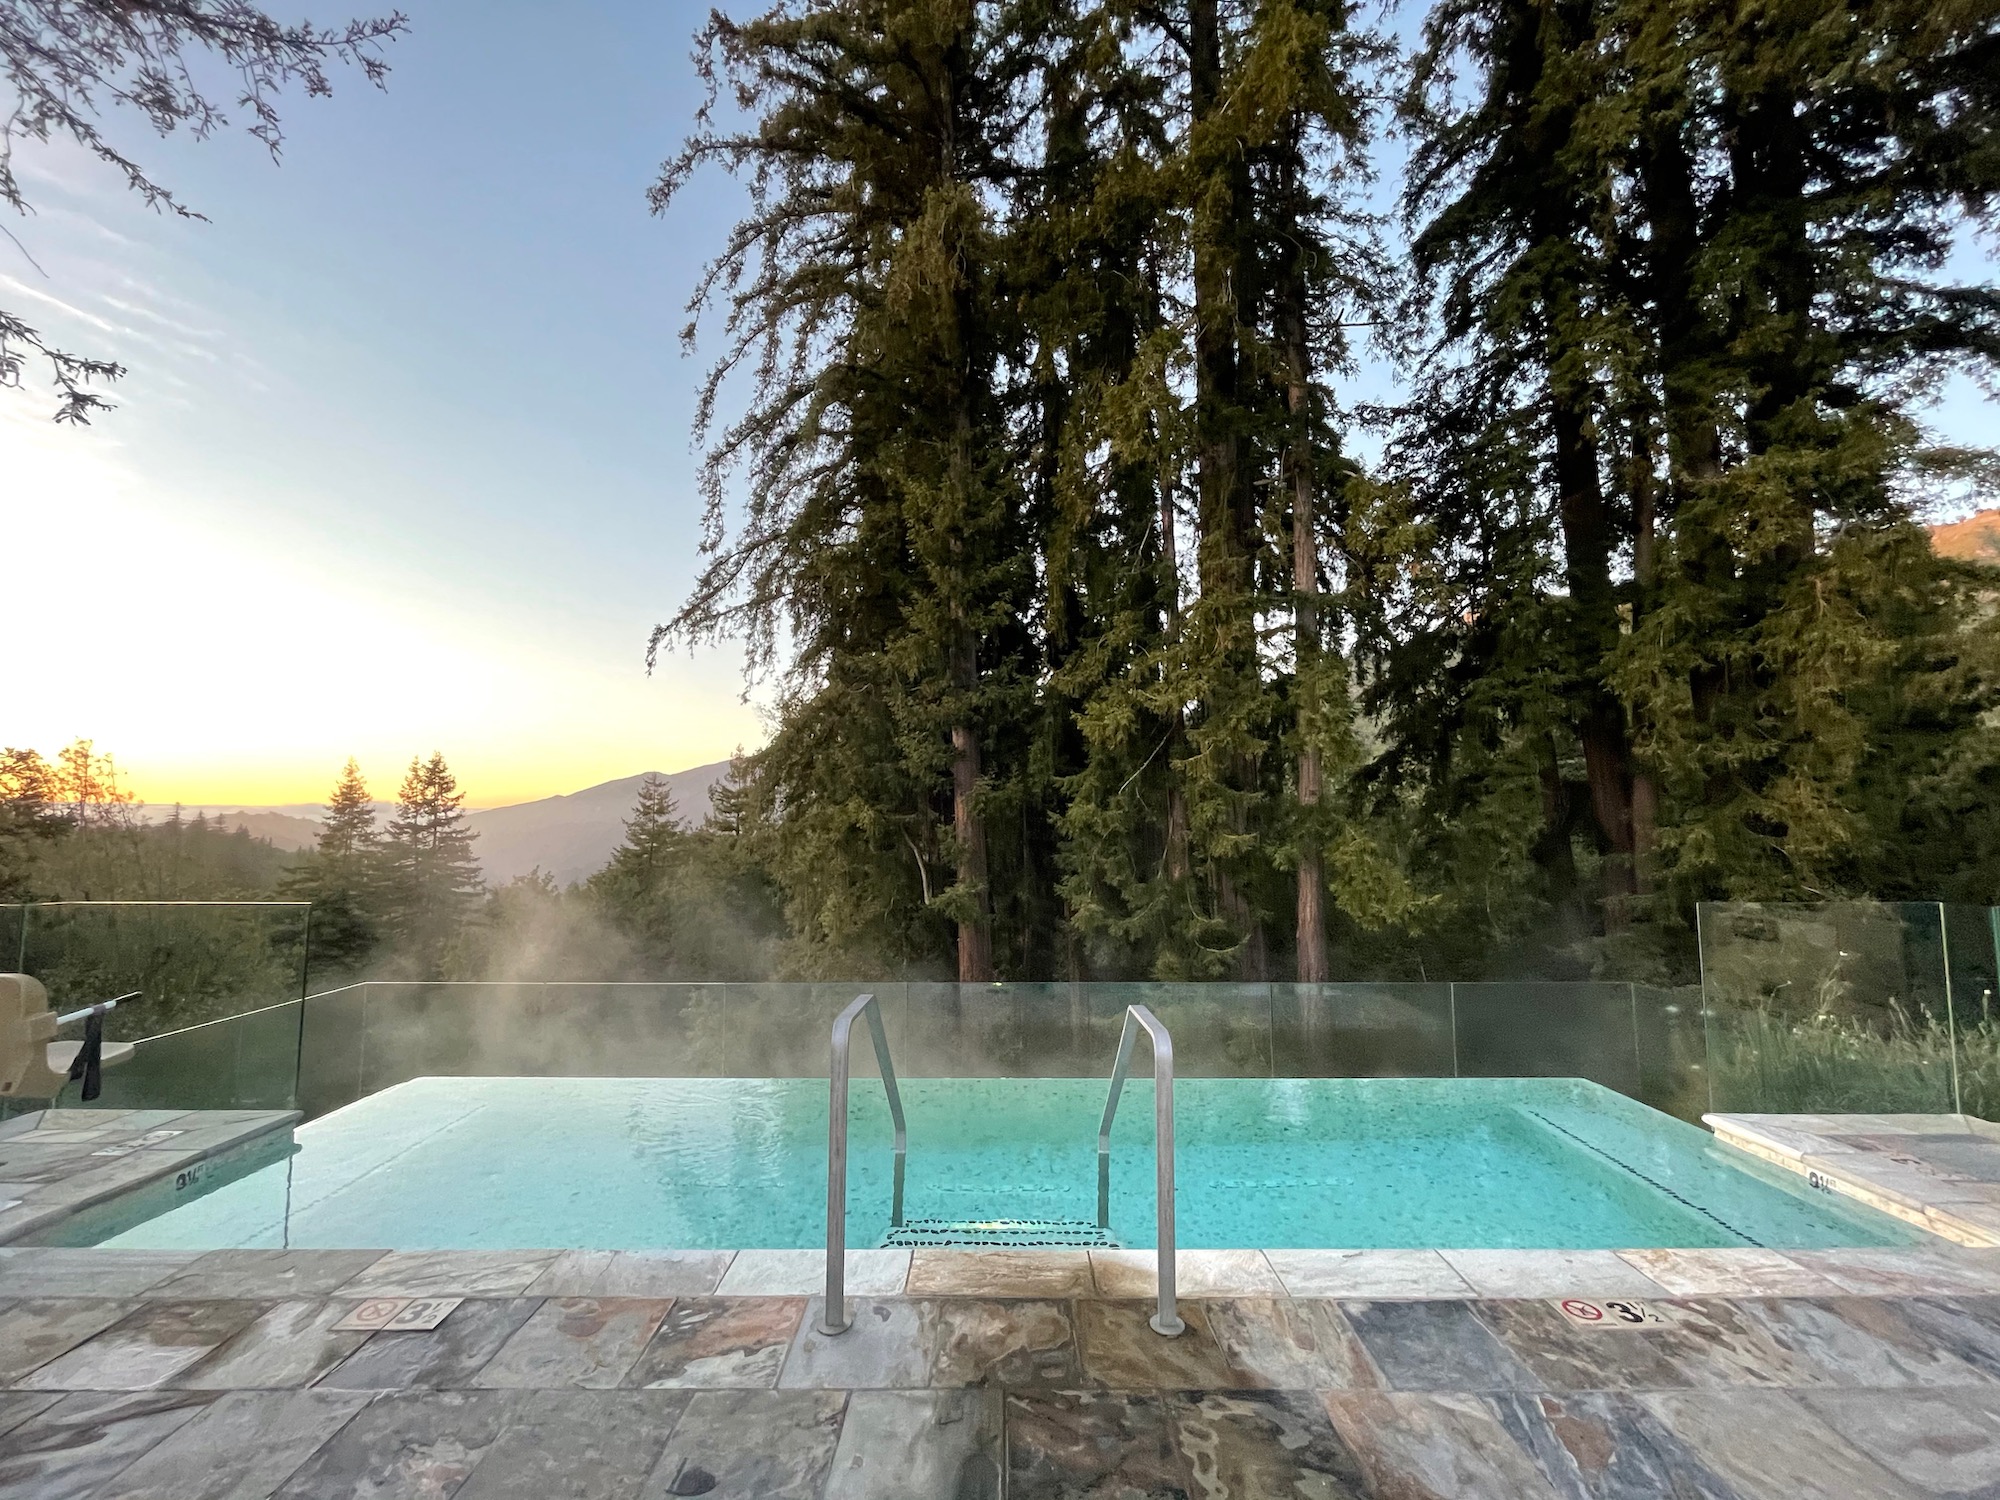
(880, 1217, 1118, 1249)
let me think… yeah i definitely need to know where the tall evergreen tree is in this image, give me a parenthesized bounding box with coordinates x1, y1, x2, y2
(379, 752, 482, 979)
(280, 759, 382, 979)
(586, 774, 688, 968)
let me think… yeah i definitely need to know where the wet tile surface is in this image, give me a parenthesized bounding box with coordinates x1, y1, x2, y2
(1265, 1248, 1475, 1298)
(1474, 1296, 1825, 1391)
(1167, 1388, 1370, 1496)
(1487, 1390, 1738, 1499)
(472, 1297, 673, 1389)
(1075, 1300, 1241, 1389)
(639, 1389, 846, 1499)
(1202, 1297, 1382, 1390)
(1343, 1299, 1546, 1392)
(1616, 1248, 1841, 1297)
(1087, 1249, 1283, 1299)
(451, 1390, 689, 1500)
(339, 1250, 560, 1299)
(1005, 1390, 1193, 1497)
(1323, 1389, 1564, 1498)
(1801, 1388, 2000, 1496)
(930, 1300, 1079, 1389)
(93, 1390, 371, 1500)
(317, 1297, 541, 1390)
(823, 1389, 1000, 1500)
(525, 1251, 733, 1298)
(174, 1300, 371, 1390)
(779, 1298, 938, 1390)
(715, 1249, 908, 1297)
(24, 1302, 267, 1391)
(1737, 1294, 2000, 1388)
(0, 1250, 198, 1298)
(626, 1297, 803, 1389)
(906, 1249, 1093, 1298)
(3, 1251, 2000, 1495)
(143, 1250, 382, 1301)
(1640, 1389, 1923, 1498)
(270, 1388, 517, 1500)
(0, 1111, 294, 1250)
(0, 1299, 136, 1385)
(1442, 1249, 1668, 1300)
(0, 1390, 217, 1500)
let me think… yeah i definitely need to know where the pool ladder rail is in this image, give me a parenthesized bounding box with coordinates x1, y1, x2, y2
(819, 993, 1183, 1339)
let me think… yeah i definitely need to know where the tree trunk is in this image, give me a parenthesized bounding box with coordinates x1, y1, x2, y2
(945, 265, 995, 980)
(1280, 170, 1328, 984)
(1159, 458, 1192, 884)
(1188, 0, 1263, 978)
(951, 708, 994, 982)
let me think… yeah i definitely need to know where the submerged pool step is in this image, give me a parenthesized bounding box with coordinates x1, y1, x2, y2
(880, 1217, 1119, 1248)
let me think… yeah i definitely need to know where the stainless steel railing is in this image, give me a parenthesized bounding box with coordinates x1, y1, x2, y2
(1098, 1003, 1183, 1336)
(819, 992, 907, 1336)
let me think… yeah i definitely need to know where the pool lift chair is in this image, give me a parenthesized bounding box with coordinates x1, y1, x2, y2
(819, 991, 1183, 1339)
(0, 974, 135, 1103)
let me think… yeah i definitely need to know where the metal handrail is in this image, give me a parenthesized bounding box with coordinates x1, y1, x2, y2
(1097, 1003, 1183, 1337)
(819, 992, 907, 1336)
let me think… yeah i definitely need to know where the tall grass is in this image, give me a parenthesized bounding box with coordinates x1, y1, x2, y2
(1708, 1004, 2000, 1122)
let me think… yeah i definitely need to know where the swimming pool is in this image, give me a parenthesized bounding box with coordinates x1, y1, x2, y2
(93, 1075, 1913, 1251)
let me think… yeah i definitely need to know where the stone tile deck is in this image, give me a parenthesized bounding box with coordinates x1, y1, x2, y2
(1709, 1112, 2000, 1248)
(1, 1246, 1999, 1495)
(0, 1110, 298, 1248)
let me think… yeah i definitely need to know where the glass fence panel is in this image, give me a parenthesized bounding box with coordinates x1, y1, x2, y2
(1451, 982, 1646, 1095)
(906, 982, 1099, 1076)
(83, 1000, 303, 1112)
(725, 983, 907, 1078)
(20, 901, 311, 1038)
(298, 983, 368, 1118)
(1270, 984, 1455, 1077)
(0, 905, 24, 970)
(1946, 905, 2000, 1121)
(1632, 984, 1708, 1123)
(1101, 982, 1273, 1077)
(1698, 901, 1958, 1114)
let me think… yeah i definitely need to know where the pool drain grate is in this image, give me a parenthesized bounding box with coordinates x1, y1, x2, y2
(1525, 1109, 1765, 1248)
(881, 1217, 1118, 1248)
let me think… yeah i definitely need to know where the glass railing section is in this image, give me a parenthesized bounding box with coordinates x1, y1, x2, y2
(5, 897, 1995, 1128)
(1695, 900, 2000, 1117)
(2, 900, 311, 1118)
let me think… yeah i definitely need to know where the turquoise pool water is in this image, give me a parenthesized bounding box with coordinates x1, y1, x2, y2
(96, 1076, 1913, 1251)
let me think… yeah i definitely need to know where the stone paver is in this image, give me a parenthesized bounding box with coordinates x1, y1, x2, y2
(1709, 1111, 2000, 1248)
(175, 1301, 374, 1390)
(23, 1302, 268, 1392)
(1266, 1248, 1477, 1298)
(714, 1249, 907, 1297)
(1443, 1247, 1668, 1299)
(0, 1111, 297, 1249)
(315, 1298, 542, 1390)
(524, 1251, 733, 1298)
(0, 1249, 1997, 1494)
(640, 1389, 846, 1500)
(471, 1297, 672, 1390)
(339, 1250, 560, 1299)
(1618, 1247, 1846, 1298)
(0, 1249, 198, 1298)
(625, 1297, 803, 1389)
(93, 1390, 370, 1500)
(144, 1250, 382, 1301)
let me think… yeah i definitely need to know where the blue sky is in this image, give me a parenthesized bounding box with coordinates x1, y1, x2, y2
(5, 0, 764, 805)
(4, 0, 1993, 807)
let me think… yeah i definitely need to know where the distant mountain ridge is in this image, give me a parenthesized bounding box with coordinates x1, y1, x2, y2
(1933, 507, 2000, 567)
(147, 761, 733, 888)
